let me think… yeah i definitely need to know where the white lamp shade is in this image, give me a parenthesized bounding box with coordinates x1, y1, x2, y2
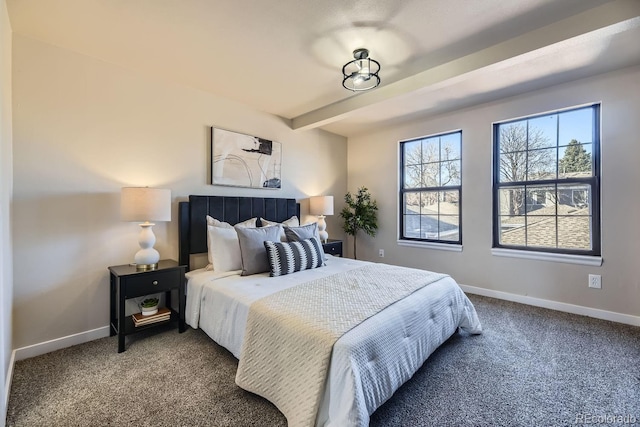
(121, 187, 171, 222)
(310, 196, 334, 216)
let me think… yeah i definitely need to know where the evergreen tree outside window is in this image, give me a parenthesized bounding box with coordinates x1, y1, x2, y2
(493, 104, 600, 255)
(399, 130, 462, 244)
(559, 139, 592, 174)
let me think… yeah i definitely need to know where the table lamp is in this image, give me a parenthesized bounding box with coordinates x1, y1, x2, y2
(310, 195, 334, 243)
(121, 187, 171, 270)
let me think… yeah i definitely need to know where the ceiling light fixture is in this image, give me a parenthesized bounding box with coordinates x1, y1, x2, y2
(342, 48, 381, 92)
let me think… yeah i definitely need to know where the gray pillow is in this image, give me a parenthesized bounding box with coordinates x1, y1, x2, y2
(284, 223, 326, 260)
(235, 224, 283, 276)
(284, 222, 320, 242)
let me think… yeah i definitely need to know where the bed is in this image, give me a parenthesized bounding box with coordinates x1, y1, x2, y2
(178, 195, 482, 427)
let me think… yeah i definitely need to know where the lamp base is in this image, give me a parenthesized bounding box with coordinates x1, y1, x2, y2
(133, 223, 160, 269)
(135, 263, 158, 271)
(317, 215, 328, 243)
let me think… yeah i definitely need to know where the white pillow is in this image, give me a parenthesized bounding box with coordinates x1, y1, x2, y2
(206, 215, 256, 228)
(260, 215, 299, 227)
(207, 225, 242, 272)
(205, 216, 257, 269)
(260, 216, 299, 241)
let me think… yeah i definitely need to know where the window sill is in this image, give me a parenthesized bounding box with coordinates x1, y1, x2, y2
(397, 240, 463, 252)
(491, 248, 602, 266)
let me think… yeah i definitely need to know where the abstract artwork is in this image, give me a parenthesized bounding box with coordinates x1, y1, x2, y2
(211, 127, 282, 189)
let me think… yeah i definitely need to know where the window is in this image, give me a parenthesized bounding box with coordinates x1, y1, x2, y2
(400, 131, 462, 244)
(493, 104, 600, 256)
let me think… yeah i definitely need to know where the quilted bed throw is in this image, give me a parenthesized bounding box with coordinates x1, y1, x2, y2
(235, 264, 447, 427)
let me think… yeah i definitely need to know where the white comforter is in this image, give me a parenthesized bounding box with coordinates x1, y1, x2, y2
(185, 256, 482, 427)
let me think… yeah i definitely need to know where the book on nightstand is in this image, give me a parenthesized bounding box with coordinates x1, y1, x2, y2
(132, 307, 171, 327)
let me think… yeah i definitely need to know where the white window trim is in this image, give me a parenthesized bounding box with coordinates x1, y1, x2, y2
(397, 240, 463, 252)
(491, 248, 602, 266)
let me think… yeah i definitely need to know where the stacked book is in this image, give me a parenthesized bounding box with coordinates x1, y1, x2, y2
(132, 307, 171, 327)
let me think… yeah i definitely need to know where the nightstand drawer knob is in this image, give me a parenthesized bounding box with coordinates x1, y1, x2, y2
(152, 280, 158, 285)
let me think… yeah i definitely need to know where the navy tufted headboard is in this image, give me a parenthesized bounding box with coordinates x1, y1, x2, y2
(178, 195, 299, 270)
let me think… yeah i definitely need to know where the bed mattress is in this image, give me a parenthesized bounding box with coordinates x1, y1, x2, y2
(185, 256, 482, 427)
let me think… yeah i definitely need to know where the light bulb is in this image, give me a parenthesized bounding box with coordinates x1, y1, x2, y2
(353, 71, 371, 85)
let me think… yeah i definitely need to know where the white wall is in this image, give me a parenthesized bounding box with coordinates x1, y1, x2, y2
(348, 66, 640, 319)
(0, 0, 12, 422)
(11, 35, 347, 351)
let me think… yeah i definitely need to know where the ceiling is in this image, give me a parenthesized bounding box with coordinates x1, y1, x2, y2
(7, 0, 640, 137)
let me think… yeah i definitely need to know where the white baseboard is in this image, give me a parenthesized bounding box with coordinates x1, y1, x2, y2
(4, 349, 15, 413)
(14, 326, 110, 362)
(460, 284, 640, 327)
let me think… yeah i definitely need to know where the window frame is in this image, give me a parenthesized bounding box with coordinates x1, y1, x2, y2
(492, 104, 601, 256)
(399, 130, 462, 245)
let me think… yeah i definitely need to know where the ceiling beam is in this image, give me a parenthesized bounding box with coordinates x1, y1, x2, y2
(291, 0, 640, 131)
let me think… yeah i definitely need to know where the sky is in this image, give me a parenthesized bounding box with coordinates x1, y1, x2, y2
(525, 106, 594, 157)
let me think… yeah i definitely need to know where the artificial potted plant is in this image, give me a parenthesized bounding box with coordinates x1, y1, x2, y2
(340, 187, 378, 259)
(139, 297, 159, 316)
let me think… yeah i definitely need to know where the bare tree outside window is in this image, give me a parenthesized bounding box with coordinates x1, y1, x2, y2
(499, 122, 554, 216)
(401, 131, 461, 243)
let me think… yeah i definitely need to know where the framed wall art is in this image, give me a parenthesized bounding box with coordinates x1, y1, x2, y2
(210, 127, 282, 189)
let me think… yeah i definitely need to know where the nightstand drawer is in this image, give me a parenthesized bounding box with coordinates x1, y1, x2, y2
(322, 240, 343, 257)
(123, 269, 181, 297)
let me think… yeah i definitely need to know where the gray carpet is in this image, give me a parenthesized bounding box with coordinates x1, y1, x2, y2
(6, 295, 640, 426)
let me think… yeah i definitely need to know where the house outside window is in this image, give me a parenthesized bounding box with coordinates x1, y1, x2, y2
(493, 104, 600, 255)
(399, 130, 462, 244)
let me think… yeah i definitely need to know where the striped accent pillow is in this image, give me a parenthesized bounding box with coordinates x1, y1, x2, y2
(263, 238, 325, 277)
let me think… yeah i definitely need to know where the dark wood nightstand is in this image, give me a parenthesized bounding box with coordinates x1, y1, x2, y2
(322, 239, 343, 257)
(108, 259, 186, 353)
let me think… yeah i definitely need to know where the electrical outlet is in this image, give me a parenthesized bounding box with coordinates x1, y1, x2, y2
(588, 274, 601, 289)
(378, 249, 384, 258)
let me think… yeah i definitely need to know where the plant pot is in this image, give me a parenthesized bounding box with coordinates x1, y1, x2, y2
(141, 306, 158, 316)
(139, 298, 159, 316)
